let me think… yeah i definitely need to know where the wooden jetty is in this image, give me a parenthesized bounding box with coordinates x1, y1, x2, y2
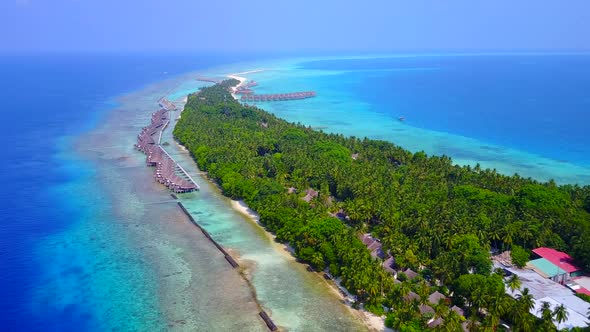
(233, 80, 259, 95)
(259, 311, 278, 331)
(177, 202, 239, 269)
(158, 97, 177, 111)
(244, 80, 258, 88)
(196, 77, 221, 84)
(234, 88, 254, 95)
(240, 91, 316, 102)
(135, 107, 199, 193)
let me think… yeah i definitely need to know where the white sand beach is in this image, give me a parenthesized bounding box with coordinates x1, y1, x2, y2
(227, 69, 264, 98)
(231, 200, 388, 331)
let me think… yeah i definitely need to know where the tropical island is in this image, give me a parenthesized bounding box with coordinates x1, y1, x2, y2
(174, 79, 590, 331)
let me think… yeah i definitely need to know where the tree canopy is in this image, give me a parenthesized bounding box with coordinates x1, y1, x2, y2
(174, 80, 590, 329)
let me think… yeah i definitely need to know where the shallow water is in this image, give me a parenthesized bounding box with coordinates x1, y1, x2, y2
(162, 81, 368, 331)
(66, 72, 365, 331)
(69, 74, 267, 331)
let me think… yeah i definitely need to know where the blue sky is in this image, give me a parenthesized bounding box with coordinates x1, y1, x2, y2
(2, 0, 589, 54)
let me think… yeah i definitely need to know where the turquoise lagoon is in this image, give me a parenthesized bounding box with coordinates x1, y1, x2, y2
(223, 54, 590, 185)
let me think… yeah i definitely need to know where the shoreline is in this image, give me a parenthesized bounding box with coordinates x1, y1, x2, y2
(230, 197, 393, 332)
(167, 84, 371, 330)
(227, 69, 264, 98)
(222, 72, 385, 331)
(229, 197, 387, 332)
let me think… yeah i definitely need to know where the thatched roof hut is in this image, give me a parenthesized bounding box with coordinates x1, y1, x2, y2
(403, 268, 419, 280)
(419, 304, 434, 315)
(302, 188, 318, 202)
(404, 291, 420, 302)
(383, 257, 396, 275)
(428, 291, 447, 305)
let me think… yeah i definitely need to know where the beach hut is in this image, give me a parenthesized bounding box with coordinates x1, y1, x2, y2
(404, 291, 420, 302)
(383, 257, 396, 275)
(419, 304, 434, 315)
(403, 268, 419, 280)
(428, 291, 447, 305)
(451, 305, 465, 317)
(302, 188, 319, 202)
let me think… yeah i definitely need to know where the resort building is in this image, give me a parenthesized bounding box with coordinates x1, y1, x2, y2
(382, 256, 395, 274)
(527, 247, 582, 283)
(494, 261, 590, 328)
(527, 258, 569, 283)
(402, 268, 419, 280)
(359, 233, 384, 259)
(428, 291, 447, 306)
(567, 276, 590, 298)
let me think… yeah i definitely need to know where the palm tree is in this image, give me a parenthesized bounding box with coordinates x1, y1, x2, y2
(517, 287, 535, 312)
(440, 310, 462, 332)
(398, 282, 411, 300)
(538, 301, 555, 331)
(466, 316, 479, 332)
(433, 302, 448, 320)
(417, 281, 430, 305)
(507, 274, 521, 294)
(553, 304, 569, 330)
(520, 315, 535, 332)
(490, 227, 502, 249)
(367, 279, 380, 302)
(487, 294, 511, 330)
(513, 287, 535, 330)
(501, 225, 515, 250)
(471, 286, 487, 316)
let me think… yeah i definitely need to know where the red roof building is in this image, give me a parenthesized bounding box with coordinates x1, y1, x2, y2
(532, 247, 581, 274)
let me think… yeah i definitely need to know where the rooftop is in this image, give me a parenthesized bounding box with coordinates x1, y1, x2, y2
(532, 247, 581, 273)
(494, 262, 590, 328)
(428, 291, 447, 305)
(403, 268, 419, 280)
(532, 296, 589, 329)
(570, 276, 590, 296)
(572, 276, 590, 290)
(528, 258, 567, 278)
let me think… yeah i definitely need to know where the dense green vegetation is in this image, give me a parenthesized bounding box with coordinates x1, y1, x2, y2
(510, 245, 530, 268)
(174, 80, 590, 331)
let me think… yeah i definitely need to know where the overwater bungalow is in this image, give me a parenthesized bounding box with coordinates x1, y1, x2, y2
(135, 106, 198, 193)
(240, 91, 316, 102)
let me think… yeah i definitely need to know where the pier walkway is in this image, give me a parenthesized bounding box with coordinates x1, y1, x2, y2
(196, 77, 221, 84)
(235, 81, 258, 95)
(158, 97, 177, 111)
(135, 105, 199, 193)
(240, 91, 316, 102)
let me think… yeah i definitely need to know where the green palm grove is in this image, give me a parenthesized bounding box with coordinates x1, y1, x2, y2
(174, 80, 590, 331)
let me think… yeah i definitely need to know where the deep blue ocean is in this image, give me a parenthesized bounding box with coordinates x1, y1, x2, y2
(300, 55, 590, 166)
(0, 54, 253, 331)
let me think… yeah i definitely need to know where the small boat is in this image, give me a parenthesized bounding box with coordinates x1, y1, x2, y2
(398, 116, 405, 121)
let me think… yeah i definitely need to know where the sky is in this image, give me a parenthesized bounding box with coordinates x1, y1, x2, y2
(1, 0, 589, 54)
